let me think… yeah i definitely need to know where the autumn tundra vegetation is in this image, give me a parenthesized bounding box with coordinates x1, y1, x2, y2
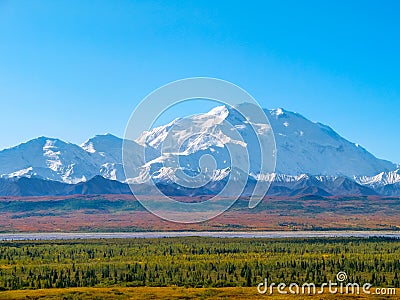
(0, 237, 399, 299)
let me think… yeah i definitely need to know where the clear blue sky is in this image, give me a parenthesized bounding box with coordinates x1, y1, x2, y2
(0, 0, 399, 163)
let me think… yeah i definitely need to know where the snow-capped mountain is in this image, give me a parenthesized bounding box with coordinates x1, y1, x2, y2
(136, 105, 395, 178)
(81, 134, 145, 182)
(267, 107, 394, 176)
(134, 104, 274, 186)
(0, 134, 146, 184)
(354, 169, 400, 196)
(355, 169, 400, 188)
(255, 173, 378, 196)
(0, 104, 397, 196)
(0, 137, 98, 184)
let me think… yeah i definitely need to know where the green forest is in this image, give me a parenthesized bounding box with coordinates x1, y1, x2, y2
(0, 237, 399, 291)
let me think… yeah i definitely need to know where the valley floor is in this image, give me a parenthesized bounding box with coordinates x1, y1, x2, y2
(0, 195, 399, 232)
(0, 287, 398, 299)
(0, 237, 399, 299)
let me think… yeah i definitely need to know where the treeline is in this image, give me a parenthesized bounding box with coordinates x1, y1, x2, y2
(0, 237, 399, 290)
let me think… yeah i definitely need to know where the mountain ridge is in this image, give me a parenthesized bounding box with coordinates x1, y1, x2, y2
(0, 173, 396, 197)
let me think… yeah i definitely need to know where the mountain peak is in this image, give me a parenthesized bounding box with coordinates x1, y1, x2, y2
(205, 105, 229, 117)
(87, 133, 120, 141)
(100, 133, 118, 138)
(81, 134, 123, 154)
(34, 136, 61, 142)
(272, 107, 286, 117)
(17, 136, 69, 149)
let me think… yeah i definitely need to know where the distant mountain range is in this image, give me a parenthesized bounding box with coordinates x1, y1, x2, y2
(0, 105, 398, 197)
